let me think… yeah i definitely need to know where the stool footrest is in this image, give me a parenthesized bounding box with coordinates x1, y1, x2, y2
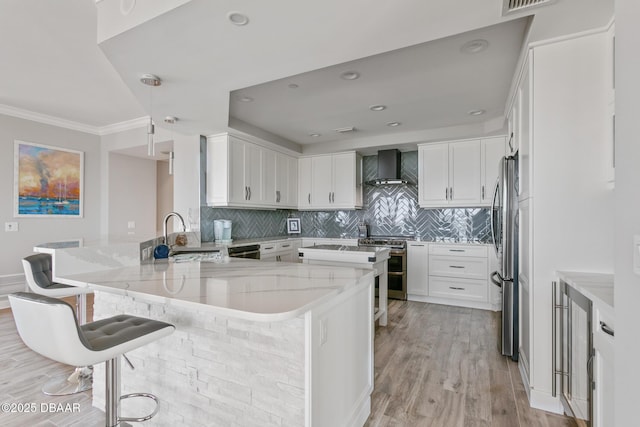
(119, 392, 160, 423)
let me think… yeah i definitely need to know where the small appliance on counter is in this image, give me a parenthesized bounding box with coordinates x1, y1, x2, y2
(213, 219, 232, 243)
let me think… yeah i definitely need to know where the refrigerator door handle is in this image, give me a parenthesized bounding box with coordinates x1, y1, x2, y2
(489, 177, 500, 258)
(491, 270, 503, 287)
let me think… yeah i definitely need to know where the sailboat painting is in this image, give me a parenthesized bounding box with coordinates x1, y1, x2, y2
(14, 141, 83, 217)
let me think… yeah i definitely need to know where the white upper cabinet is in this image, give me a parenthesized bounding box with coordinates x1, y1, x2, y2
(207, 134, 297, 209)
(418, 143, 449, 206)
(481, 137, 506, 204)
(298, 152, 362, 210)
(418, 140, 485, 208)
(298, 157, 313, 208)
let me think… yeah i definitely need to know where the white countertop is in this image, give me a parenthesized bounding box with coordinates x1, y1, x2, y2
(56, 258, 373, 322)
(556, 271, 614, 314)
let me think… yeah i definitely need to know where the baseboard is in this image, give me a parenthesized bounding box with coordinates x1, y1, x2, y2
(529, 388, 564, 415)
(0, 274, 26, 303)
(518, 358, 531, 401)
(346, 394, 371, 427)
(407, 294, 498, 311)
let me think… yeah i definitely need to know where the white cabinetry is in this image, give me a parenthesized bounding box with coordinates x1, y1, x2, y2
(298, 152, 362, 210)
(260, 240, 301, 262)
(481, 137, 506, 204)
(419, 138, 500, 208)
(207, 134, 298, 209)
(407, 242, 429, 297)
(428, 244, 488, 304)
(593, 307, 614, 427)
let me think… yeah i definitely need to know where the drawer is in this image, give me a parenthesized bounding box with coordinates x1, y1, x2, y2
(428, 277, 487, 302)
(429, 244, 487, 258)
(260, 243, 277, 254)
(428, 255, 487, 280)
(276, 241, 294, 251)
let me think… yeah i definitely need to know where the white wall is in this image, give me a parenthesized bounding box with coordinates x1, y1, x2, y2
(0, 114, 101, 276)
(156, 160, 174, 231)
(529, 31, 614, 408)
(614, 1, 640, 424)
(108, 152, 157, 238)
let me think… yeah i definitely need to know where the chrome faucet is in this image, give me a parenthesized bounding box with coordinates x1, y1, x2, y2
(163, 211, 186, 246)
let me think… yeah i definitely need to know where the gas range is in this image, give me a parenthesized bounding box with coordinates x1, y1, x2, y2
(357, 236, 411, 250)
(358, 236, 410, 300)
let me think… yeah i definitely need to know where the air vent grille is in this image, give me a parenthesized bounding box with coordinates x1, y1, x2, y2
(503, 0, 553, 15)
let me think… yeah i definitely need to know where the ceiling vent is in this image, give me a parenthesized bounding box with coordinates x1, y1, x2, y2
(502, 0, 554, 16)
(334, 126, 356, 133)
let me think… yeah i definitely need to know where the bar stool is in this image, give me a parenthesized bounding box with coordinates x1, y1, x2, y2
(22, 253, 93, 395)
(9, 292, 175, 427)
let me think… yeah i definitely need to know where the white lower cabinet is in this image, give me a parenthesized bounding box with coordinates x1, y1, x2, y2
(407, 242, 429, 297)
(407, 243, 496, 310)
(260, 239, 301, 262)
(593, 307, 614, 427)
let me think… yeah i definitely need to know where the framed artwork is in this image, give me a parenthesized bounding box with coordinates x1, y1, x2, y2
(287, 218, 301, 234)
(14, 140, 84, 217)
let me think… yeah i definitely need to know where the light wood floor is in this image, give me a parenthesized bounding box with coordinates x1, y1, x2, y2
(365, 300, 577, 427)
(0, 297, 575, 426)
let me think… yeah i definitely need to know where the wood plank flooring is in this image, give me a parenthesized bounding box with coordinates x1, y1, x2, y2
(365, 300, 577, 427)
(0, 296, 576, 426)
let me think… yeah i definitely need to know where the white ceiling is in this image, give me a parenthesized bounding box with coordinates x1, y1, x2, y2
(1, 0, 613, 153)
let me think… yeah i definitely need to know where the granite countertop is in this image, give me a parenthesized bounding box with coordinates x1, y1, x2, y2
(55, 258, 373, 322)
(556, 271, 614, 315)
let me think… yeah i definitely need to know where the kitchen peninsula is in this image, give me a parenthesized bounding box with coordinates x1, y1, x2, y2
(55, 256, 375, 427)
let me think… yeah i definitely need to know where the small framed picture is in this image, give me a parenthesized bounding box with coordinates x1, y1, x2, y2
(287, 218, 301, 234)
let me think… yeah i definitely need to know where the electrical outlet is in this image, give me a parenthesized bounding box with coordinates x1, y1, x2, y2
(5, 222, 18, 232)
(128, 221, 135, 229)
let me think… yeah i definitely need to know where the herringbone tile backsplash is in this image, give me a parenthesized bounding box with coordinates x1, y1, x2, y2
(201, 151, 491, 243)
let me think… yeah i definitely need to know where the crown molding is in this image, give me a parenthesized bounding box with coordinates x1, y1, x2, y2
(0, 104, 102, 134)
(98, 116, 149, 135)
(0, 104, 147, 136)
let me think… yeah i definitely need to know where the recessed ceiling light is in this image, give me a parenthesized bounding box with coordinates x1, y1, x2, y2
(370, 105, 387, 111)
(227, 12, 249, 26)
(468, 109, 486, 116)
(140, 73, 161, 86)
(340, 71, 360, 80)
(309, 133, 321, 137)
(164, 116, 178, 124)
(386, 121, 401, 127)
(461, 39, 489, 54)
(288, 83, 299, 89)
(238, 96, 254, 102)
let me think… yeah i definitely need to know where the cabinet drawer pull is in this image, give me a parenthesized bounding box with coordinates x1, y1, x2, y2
(449, 286, 465, 290)
(263, 246, 274, 250)
(600, 321, 615, 337)
(449, 249, 465, 252)
(449, 265, 465, 269)
(411, 244, 425, 247)
(282, 244, 290, 248)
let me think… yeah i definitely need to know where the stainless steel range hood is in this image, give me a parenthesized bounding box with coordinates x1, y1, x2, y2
(367, 149, 408, 185)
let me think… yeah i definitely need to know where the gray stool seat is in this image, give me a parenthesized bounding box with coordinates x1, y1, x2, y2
(10, 292, 175, 426)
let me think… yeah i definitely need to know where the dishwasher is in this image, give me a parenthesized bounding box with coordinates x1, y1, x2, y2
(227, 244, 261, 259)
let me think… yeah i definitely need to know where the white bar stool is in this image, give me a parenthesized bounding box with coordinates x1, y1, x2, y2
(22, 253, 93, 395)
(9, 292, 175, 427)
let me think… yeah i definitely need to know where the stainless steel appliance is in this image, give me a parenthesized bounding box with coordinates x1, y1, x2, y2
(490, 154, 519, 360)
(228, 244, 261, 259)
(358, 236, 408, 300)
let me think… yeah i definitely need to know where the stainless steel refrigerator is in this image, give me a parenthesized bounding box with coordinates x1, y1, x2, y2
(490, 154, 519, 361)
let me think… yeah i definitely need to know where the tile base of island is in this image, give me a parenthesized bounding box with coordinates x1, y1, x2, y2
(57, 259, 374, 427)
